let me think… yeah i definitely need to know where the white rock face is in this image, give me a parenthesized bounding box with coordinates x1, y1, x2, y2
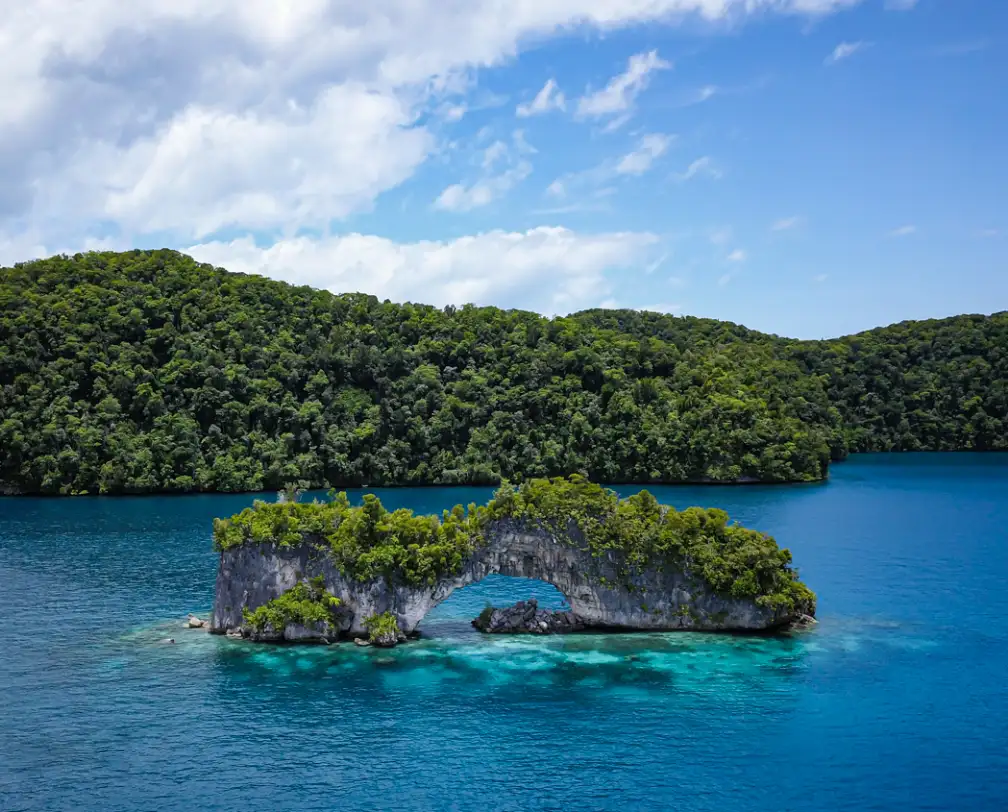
(210, 520, 797, 636)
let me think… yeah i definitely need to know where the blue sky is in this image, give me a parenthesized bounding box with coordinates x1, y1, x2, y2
(0, 0, 1004, 338)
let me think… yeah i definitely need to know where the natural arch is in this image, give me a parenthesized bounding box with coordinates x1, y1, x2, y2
(211, 520, 791, 638)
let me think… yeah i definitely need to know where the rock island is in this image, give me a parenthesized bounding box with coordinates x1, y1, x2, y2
(210, 476, 816, 646)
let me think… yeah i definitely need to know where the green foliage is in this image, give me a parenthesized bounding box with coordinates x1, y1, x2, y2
(363, 611, 400, 643)
(2, 250, 1003, 495)
(486, 475, 816, 615)
(214, 489, 482, 587)
(217, 475, 816, 615)
(241, 576, 342, 632)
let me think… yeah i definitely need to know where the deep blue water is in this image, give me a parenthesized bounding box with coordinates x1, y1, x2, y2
(2, 454, 1007, 812)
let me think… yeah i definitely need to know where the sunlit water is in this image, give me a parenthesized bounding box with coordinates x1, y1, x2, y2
(2, 455, 1007, 811)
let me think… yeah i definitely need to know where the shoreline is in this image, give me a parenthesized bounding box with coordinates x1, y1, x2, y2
(4, 451, 1007, 498)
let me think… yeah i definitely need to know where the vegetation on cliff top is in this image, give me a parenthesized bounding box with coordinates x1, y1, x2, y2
(241, 576, 342, 633)
(214, 476, 815, 615)
(3, 250, 1004, 494)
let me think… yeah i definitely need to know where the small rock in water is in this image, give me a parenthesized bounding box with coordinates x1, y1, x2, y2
(789, 614, 818, 631)
(161, 637, 175, 644)
(354, 638, 371, 647)
(186, 614, 206, 629)
(473, 598, 586, 635)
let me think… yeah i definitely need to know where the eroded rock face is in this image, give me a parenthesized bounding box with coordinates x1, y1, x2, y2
(211, 519, 803, 637)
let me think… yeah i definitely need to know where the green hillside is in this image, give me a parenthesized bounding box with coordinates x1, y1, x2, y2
(0, 250, 1004, 494)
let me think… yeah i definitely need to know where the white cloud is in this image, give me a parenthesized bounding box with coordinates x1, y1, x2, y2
(81, 86, 432, 239)
(516, 78, 566, 117)
(772, 216, 803, 231)
(813, 273, 828, 282)
(727, 249, 747, 262)
(576, 50, 671, 120)
(482, 140, 509, 169)
(512, 129, 537, 155)
(889, 224, 917, 237)
(546, 179, 567, 198)
(674, 156, 722, 181)
(643, 253, 670, 274)
(435, 162, 532, 212)
(1, 0, 870, 261)
(616, 133, 675, 175)
(717, 273, 732, 287)
(694, 85, 719, 103)
(826, 41, 868, 65)
(544, 132, 672, 200)
(437, 131, 534, 211)
(187, 226, 661, 314)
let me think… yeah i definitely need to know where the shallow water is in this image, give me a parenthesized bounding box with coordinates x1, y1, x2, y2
(2, 454, 1007, 811)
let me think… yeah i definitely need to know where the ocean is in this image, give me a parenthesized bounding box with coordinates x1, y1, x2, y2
(2, 454, 1006, 811)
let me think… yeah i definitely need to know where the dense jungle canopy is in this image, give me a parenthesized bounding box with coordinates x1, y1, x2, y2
(1, 250, 1004, 494)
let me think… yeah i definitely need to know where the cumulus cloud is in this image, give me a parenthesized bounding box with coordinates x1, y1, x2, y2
(516, 78, 566, 117)
(576, 50, 672, 120)
(435, 131, 534, 211)
(727, 249, 747, 262)
(1, 0, 870, 276)
(888, 224, 917, 237)
(187, 227, 661, 314)
(434, 162, 532, 212)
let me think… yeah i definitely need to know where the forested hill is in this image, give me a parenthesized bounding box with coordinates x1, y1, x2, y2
(0, 250, 1004, 495)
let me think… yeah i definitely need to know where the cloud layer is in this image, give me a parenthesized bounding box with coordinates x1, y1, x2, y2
(2, 0, 872, 311)
(187, 227, 660, 314)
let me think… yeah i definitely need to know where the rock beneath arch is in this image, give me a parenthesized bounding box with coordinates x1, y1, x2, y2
(472, 598, 587, 635)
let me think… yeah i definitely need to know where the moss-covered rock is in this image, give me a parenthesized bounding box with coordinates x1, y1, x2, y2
(214, 475, 815, 618)
(240, 576, 348, 643)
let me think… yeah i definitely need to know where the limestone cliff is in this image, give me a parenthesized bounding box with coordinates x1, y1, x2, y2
(211, 519, 806, 638)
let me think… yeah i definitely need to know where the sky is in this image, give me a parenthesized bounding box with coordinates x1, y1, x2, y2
(0, 0, 1004, 339)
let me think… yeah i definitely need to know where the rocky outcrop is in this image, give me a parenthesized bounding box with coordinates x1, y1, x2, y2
(211, 519, 809, 640)
(472, 598, 586, 634)
(185, 614, 206, 629)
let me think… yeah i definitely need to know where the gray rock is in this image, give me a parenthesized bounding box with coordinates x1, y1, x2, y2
(283, 621, 336, 644)
(211, 518, 809, 637)
(186, 615, 206, 629)
(354, 638, 371, 647)
(790, 614, 819, 631)
(473, 598, 588, 634)
(370, 629, 399, 648)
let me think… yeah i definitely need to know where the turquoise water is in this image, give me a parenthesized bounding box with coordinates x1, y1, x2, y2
(2, 455, 1007, 812)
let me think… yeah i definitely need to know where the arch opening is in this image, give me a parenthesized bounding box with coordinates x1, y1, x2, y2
(421, 574, 569, 635)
